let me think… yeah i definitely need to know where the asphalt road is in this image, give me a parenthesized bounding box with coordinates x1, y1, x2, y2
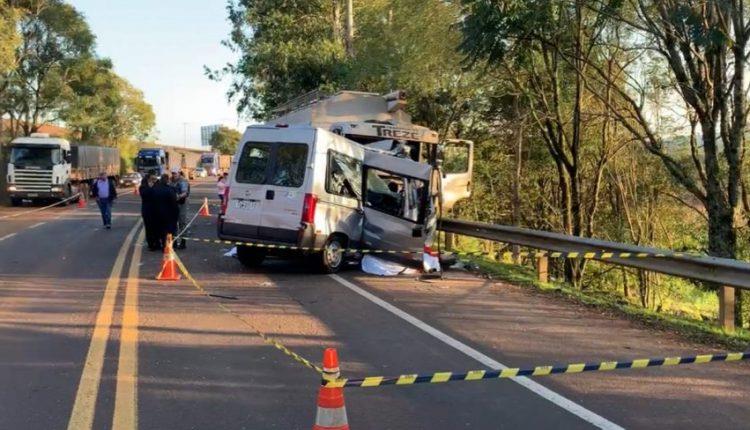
(0, 179, 748, 429)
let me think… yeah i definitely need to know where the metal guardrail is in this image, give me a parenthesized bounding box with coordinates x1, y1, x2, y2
(438, 219, 750, 290)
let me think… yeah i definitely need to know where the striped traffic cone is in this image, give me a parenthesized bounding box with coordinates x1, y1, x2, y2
(77, 196, 86, 208)
(133, 185, 139, 195)
(198, 197, 211, 217)
(313, 348, 349, 430)
(156, 234, 181, 281)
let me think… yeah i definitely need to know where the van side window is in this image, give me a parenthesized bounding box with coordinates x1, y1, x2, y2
(271, 143, 307, 188)
(236, 142, 271, 184)
(364, 168, 426, 222)
(326, 150, 361, 199)
(442, 142, 470, 174)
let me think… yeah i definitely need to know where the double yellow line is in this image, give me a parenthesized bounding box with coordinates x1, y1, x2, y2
(67, 222, 144, 430)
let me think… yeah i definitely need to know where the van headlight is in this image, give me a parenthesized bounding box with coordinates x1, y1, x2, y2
(51, 186, 63, 192)
(8, 185, 16, 192)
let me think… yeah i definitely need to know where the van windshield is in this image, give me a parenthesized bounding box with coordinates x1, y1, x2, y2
(235, 142, 308, 187)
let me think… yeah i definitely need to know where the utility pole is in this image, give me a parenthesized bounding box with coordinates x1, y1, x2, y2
(182, 122, 188, 148)
(345, 0, 354, 57)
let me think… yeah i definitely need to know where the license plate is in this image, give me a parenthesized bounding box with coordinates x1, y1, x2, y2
(27, 193, 38, 197)
(234, 199, 259, 210)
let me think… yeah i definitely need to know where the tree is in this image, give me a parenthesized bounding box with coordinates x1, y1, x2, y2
(209, 126, 242, 155)
(62, 58, 155, 146)
(0, 3, 20, 74)
(0, 0, 96, 137)
(208, 0, 347, 119)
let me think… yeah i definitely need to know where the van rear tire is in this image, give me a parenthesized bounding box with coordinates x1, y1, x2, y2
(237, 246, 266, 268)
(319, 235, 346, 274)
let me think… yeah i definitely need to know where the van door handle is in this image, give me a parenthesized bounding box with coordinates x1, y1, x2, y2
(265, 190, 275, 200)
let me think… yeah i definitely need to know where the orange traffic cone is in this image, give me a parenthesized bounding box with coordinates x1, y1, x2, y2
(133, 185, 139, 196)
(313, 348, 349, 430)
(77, 196, 86, 208)
(156, 234, 181, 281)
(198, 197, 211, 217)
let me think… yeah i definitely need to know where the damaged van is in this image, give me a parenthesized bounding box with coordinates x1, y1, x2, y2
(218, 124, 437, 273)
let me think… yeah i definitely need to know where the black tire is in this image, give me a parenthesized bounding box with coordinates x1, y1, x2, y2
(10, 198, 21, 207)
(318, 235, 346, 274)
(236, 245, 266, 268)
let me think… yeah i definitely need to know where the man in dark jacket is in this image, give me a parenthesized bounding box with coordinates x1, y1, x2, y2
(152, 173, 178, 249)
(91, 172, 118, 229)
(139, 173, 160, 250)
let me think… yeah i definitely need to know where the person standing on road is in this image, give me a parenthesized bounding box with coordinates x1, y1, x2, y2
(91, 172, 117, 229)
(171, 169, 190, 249)
(139, 173, 160, 251)
(217, 173, 228, 204)
(153, 173, 178, 249)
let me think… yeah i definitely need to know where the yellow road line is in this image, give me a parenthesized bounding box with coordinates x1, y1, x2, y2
(113, 229, 144, 430)
(67, 222, 141, 430)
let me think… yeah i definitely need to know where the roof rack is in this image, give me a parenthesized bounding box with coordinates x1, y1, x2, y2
(271, 90, 329, 116)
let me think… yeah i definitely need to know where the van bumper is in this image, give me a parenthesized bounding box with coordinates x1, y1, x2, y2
(217, 219, 323, 253)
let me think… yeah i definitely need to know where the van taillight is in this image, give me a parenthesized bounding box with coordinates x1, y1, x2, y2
(221, 186, 230, 215)
(301, 193, 317, 224)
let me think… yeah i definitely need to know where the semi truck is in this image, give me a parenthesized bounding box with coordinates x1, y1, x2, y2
(6, 133, 120, 206)
(135, 146, 202, 177)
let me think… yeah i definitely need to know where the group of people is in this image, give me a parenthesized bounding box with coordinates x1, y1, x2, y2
(139, 169, 191, 251)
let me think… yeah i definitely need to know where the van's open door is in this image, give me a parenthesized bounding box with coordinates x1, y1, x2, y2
(440, 139, 473, 211)
(361, 151, 434, 252)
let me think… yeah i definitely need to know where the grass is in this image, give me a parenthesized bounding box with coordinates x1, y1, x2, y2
(462, 252, 750, 352)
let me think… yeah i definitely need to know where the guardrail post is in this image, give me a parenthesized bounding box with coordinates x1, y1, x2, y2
(719, 286, 735, 332)
(536, 255, 549, 283)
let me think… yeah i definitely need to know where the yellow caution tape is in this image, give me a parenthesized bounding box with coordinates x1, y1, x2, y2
(325, 352, 750, 388)
(172, 253, 324, 375)
(180, 236, 697, 260)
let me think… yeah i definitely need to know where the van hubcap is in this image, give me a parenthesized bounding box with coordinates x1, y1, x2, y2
(325, 241, 343, 267)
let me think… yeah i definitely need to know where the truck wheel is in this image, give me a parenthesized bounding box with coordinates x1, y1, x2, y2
(236, 245, 266, 268)
(319, 235, 346, 274)
(10, 198, 21, 207)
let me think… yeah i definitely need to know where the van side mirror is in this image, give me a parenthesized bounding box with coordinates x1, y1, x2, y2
(412, 227, 423, 238)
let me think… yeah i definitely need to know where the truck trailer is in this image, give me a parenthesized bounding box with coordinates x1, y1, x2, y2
(7, 133, 120, 205)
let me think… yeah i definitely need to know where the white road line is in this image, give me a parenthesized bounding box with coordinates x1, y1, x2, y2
(28, 222, 46, 229)
(0, 233, 17, 241)
(329, 274, 624, 430)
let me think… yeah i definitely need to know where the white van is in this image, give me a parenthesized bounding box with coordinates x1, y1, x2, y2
(218, 125, 436, 273)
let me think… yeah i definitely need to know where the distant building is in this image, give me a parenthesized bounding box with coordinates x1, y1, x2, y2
(200, 124, 221, 148)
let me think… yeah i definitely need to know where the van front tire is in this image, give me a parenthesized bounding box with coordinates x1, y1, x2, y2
(319, 235, 346, 274)
(237, 246, 266, 268)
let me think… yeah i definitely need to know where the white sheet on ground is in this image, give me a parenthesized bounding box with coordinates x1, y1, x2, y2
(224, 247, 237, 257)
(361, 255, 419, 276)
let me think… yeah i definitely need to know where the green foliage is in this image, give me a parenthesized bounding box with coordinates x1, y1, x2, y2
(0, 0, 154, 150)
(0, 4, 20, 74)
(209, 0, 348, 119)
(209, 126, 242, 155)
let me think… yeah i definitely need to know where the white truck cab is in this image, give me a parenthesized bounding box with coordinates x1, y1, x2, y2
(7, 133, 120, 206)
(7, 134, 74, 205)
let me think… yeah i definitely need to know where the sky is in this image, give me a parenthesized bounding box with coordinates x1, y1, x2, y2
(69, 0, 250, 149)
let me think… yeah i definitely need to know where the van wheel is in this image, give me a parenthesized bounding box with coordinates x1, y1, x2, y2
(237, 245, 266, 268)
(10, 198, 21, 207)
(319, 235, 346, 273)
